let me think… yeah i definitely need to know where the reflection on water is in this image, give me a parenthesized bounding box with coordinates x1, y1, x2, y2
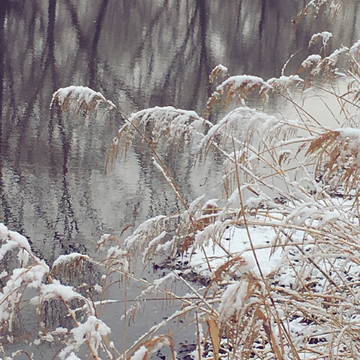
(1, 0, 359, 259)
(1, 0, 360, 356)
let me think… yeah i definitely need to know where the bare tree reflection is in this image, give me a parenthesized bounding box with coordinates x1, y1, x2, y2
(0, 1, 9, 226)
(0, 0, 359, 260)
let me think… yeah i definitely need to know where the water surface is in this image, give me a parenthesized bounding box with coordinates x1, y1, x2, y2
(1, 0, 360, 357)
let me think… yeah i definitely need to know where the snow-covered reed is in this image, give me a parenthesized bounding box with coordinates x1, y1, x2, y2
(3, 8, 360, 360)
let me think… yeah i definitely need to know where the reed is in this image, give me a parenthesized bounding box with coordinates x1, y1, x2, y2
(2, 7, 360, 359)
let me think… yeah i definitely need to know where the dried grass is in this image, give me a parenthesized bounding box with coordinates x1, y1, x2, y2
(291, 0, 346, 27)
(4, 19, 360, 360)
(106, 106, 202, 170)
(306, 128, 360, 196)
(204, 75, 267, 120)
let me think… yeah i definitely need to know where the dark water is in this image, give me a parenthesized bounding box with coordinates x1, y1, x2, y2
(1, 0, 360, 357)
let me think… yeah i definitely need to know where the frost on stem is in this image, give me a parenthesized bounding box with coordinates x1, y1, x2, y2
(106, 106, 203, 169)
(349, 39, 360, 76)
(129, 335, 172, 360)
(301, 45, 349, 80)
(58, 315, 111, 360)
(51, 253, 91, 277)
(292, 1, 340, 26)
(350, 39, 360, 63)
(123, 273, 176, 326)
(142, 230, 167, 265)
(32, 279, 90, 307)
(209, 64, 229, 85)
(218, 279, 249, 326)
(191, 219, 233, 255)
(0, 224, 109, 360)
(0, 224, 50, 333)
(50, 85, 116, 122)
(216, 273, 266, 353)
(305, 128, 360, 195)
(262, 75, 303, 98)
(124, 215, 168, 257)
(199, 106, 297, 159)
(205, 75, 270, 120)
(301, 54, 322, 69)
(103, 245, 129, 272)
(308, 31, 333, 48)
(53, 253, 90, 267)
(205, 69, 304, 120)
(0, 225, 32, 268)
(171, 197, 220, 254)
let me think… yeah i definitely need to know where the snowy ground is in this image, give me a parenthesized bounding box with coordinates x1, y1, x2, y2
(184, 224, 287, 278)
(178, 215, 360, 358)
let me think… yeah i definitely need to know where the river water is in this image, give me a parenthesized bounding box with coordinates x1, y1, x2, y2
(1, 0, 360, 358)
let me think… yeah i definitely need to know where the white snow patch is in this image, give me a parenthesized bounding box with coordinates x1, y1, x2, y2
(215, 64, 228, 73)
(130, 345, 148, 360)
(8, 231, 31, 252)
(33, 280, 84, 304)
(187, 224, 285, 277)
(55, 327, 68, 334)
(65, 353, 82, 360)
(301, 54, 322, 68)
(50, 86, 109, 108)
(350, 39, 360, 61)
(310, 31, 332, 47)
(0, 223, 8, 239)
(218, 75, 266, 90)
(53, 253, 90, 267)
(338, 127, 360, 142)
(218, 280, 248, 324)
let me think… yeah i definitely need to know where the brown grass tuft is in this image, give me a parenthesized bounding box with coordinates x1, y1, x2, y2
(204, 75, 267, 120)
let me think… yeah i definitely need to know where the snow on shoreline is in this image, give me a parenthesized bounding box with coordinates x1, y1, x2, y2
(181, 213, 360, 287)
(183, 224, 287, 278)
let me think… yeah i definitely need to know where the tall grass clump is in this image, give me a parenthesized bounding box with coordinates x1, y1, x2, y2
(3, 14, 360, 360)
